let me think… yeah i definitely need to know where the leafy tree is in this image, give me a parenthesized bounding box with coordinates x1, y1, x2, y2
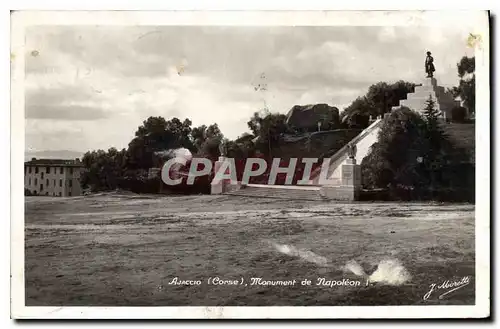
(126, 116, 195, 169)
(247, 111, 288, 156)
(80, 148, 127, 191)
(362, 103, 470, 198)
(451, 106, 468, 123)
(191, 124, 207, 151)
(457, 56, 475, 78)
(361, 107, 429, 189)
(341, 97, 372, 128)
(342, 80, 415, 128)
(192, 123, 224, 156)
(451, 56, 475, 114)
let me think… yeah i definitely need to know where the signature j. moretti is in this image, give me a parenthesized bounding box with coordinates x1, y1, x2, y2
(423, 276, 471, 301)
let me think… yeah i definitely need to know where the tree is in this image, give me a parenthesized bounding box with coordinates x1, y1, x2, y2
(126, 116, 195, 169)
(421, 97, 447, 191)
(80, 148, 127, 191)
(342, 80, 415, 128)
(451, 106, 468, 123)
(341, 97, 372, 128)
(361, 107, 429, 190)
(192, 123, 224, 156)
(451, 56, 475, 114)
(422, 96, 441, 131)
(361, 104, 469, 199)
(191, 124, 207, 151)
(247, 111, 288, 156)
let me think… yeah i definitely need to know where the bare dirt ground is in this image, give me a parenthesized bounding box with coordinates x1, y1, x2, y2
(24, 193, 475, 306)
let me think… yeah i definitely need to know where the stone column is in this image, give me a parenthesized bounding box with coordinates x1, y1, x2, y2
(340, 158, 362, 200)
(210, 156, 227, 195)
(319, 157, 362, 201)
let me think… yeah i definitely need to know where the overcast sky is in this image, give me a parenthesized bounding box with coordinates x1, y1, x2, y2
(25, 25, 474, 153)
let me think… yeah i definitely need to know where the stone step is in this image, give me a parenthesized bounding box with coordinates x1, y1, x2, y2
(224, 185, 326, 201)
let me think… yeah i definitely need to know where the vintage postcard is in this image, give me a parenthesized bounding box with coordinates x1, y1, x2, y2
(11, 10, 490, 319)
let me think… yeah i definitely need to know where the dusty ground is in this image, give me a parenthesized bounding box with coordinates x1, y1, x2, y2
(25, 193, 475, 306)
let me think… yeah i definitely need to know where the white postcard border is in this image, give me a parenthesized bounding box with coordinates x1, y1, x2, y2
(10, 10, 490, 319)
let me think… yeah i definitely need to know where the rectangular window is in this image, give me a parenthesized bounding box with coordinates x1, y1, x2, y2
(70, 168, 73, 174)
(40, 184, 43, 191)
(35, 167, 39, 174)
(41, 172, 44, 179)
(69, 180, 73, 188)
(59, 179, 62, 187)
(59, 192, 62, 197)
(29, 167, 32, 173)
(53, 179, 56, 186)
(68, 191, 72, 197)
(60, 167, 64, 174)
(46, 166, 50, 173)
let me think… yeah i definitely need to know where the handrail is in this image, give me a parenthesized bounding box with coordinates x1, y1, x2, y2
(310, 118, 383, 179)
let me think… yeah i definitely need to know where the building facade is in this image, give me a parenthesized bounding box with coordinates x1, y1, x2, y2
(24, 158, 84, 197)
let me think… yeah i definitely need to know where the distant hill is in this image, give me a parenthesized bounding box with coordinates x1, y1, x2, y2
(24, 150, 85, 162)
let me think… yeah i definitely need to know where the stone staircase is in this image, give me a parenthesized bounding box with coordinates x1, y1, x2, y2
(224, 184, 326, 201)
(393, 77, 459, 119)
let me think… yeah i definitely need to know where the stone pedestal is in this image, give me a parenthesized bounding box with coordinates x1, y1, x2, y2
(320, 160, 362, 201)
(394, 77, 459, 119)
(210, 157, 242, 195)
(211, 156, 227, 195)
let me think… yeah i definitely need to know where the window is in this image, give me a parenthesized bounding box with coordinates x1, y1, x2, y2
(59, 179, 62, 187)
(53, 179, 56, 185)
(41, 172, 44, 179)
(60, 167, 64, 174)
(70, 168, 73, 174)
(46, 166, 50, 173)
(69, 180, 73, 188)
(35, 167, 39, 174)
(40, 184, 43, 191)
(59, 192, 62, 197)
(46, 179, 49, 186)
(28, 167, 32, 174)
(34, 178, 37, 185)
(68, 191, 72, 197)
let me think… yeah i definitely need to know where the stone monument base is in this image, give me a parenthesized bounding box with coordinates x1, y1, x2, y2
(319, 161, 362, 201)
(320, 185, 360, 201)
(210, 156, 242, 195)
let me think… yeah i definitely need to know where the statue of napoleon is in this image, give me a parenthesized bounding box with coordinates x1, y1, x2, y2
(425, 51, 435, 78)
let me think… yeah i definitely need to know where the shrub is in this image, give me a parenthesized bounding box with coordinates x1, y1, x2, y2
(451, 106, 468, 123)
(361, 105, 473, 202)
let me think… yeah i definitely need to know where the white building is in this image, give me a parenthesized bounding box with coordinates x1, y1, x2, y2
(24, 158, 84, 197)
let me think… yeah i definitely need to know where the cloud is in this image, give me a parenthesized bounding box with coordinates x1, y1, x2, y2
(25, 84, 110, 120)
(26, 105, 109, 120)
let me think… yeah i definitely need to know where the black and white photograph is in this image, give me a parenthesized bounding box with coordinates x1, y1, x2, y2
(10, 10, 490, 319)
